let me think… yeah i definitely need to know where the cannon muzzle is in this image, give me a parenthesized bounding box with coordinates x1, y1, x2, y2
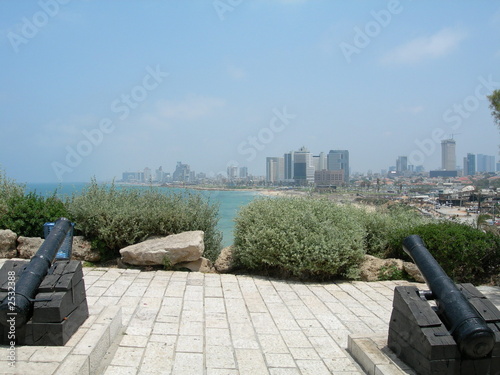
(403, 235, 495, 359)
(0, 217, 72, 328)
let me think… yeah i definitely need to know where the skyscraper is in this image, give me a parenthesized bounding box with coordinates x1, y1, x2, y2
(313, 152, 327, 171)
(293, 147, 314, 184)
(284, 152, 294, 180)
(173, 162, 190, 182)
(396, 156, 408, 175)
(463, 153, 476, 176)
(477, 154, 496, 173)
(327, 150, 349, 183)
(441, 139, 456, 171)
(266, 157, 284, 183)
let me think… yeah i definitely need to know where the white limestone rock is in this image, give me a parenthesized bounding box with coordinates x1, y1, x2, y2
(119, 231, 205, 266)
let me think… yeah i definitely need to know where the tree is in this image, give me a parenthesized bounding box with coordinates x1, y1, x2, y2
(487, 89, 500, 129)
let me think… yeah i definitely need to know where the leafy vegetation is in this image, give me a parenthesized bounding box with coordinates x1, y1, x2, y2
(67, 180, 222, 260)
(233, 197, 366, 280)
(487, 89, 500, 129)
(356, 203, 429, 258)
(0, 169, 69, 237)
(385, 221, 500, 284)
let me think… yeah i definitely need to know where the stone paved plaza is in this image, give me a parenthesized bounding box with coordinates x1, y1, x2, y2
(1, 262, 499, 374)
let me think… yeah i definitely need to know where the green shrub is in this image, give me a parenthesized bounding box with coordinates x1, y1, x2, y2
(359, 204, 429, 257)
(0, 169, 25, 218)
(67, 180, 222, 260)
(385, 221, 500, 284)
(0, 170, 69, 237)
(233, 197, 366, 280)
(378, 264, 405, 281)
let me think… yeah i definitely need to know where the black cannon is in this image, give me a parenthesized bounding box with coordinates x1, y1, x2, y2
(0, 218, 72, 327)
(0, 218, 88, 345)
(388, 235, 500, 375)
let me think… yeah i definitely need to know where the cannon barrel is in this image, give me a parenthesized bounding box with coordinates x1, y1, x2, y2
(0, 217, 72, 328)
(403, 235, 495, 359)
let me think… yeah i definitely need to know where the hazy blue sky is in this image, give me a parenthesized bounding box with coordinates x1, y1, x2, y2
(1, 0, 499, 183)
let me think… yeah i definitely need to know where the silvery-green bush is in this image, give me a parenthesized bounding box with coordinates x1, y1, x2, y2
(357, 204, 429, 257)
(68, 180, 222, 261)
(233, 197, 366, 279)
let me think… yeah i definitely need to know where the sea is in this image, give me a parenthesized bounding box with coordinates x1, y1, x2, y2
(25, 182, 260, 248)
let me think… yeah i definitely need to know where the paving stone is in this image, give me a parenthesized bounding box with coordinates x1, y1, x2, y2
(206, 345, 237, 369)
(103, 365, 138, 375)
(265, 353, 296, 368)
(176, 335, 203, 353)
(269, 368, 301, 375)
(258, 334, 290, 354)
(206, 327, 232, 346)
(55, 354, 89, 375)
(296, 359, 332, 375)
(110, 346, 145, 368)
(235, 348, 269, 375)
(30, 346, 72, 362)
(120, 334, 149, 348)
(171, 352, 203, 375)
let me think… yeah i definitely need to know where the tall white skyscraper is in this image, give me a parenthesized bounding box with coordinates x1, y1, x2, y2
(266, 157, 284, 183)
(441, 139, 456, 171)
(293, 147, 315, 184)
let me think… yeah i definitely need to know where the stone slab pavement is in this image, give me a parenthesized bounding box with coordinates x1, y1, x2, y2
(2, 263, 500, 374)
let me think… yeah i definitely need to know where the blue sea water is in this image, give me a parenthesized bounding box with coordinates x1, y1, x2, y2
(25, 182, 259, 248)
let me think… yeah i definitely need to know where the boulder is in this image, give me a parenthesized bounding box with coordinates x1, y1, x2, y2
(403, 261, 425, 283)
(175, 257, 216, 273)
(119, 231, 204, 266)
(0, 229, 17, 258)
(71, 236, 101, 263)
(17, 236, 44, 259)
(214, 245, 235, 273)
(359, 255, 404, 282)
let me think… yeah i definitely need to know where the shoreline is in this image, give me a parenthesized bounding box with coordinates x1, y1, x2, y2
(115, 182, 304, 197)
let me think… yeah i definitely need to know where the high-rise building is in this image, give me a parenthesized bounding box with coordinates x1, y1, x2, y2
(173, 162, 191, 182)
(313, 152, 327, 172)
(477, 154, 496, 173)
(441, 139, 456, 171)
(239, 167, 248, 178)
(155, 166, 165, 183)
(143, 167, 152, 183)
(284, 152, 294, 180)
(396, 156, 408, 175)
(327, 150, 349, 183)
(293, 147, 315, 184)
(227, 165, 238, 180)
(266, 157, 284, 183)
(463, 153, 476, 176)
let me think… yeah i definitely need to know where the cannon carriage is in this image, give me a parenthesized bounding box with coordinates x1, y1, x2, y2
(388, 235, 500, 374)
(0, 218, 88, 346)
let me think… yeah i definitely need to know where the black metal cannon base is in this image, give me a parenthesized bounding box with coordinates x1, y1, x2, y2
(0, 260, 88, 346)
(388, 285, 500, 375)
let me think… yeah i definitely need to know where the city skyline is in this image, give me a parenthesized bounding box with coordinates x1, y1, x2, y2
(1, 2, 499, 183)
(119, 142, 497, 185)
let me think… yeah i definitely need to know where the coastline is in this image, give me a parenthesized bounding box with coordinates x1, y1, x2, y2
(115, 182, 305, 197)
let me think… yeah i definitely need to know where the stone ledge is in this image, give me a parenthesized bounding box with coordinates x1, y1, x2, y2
(0, 306, 123, 375)
(347, 334, 417, 375)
